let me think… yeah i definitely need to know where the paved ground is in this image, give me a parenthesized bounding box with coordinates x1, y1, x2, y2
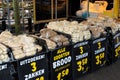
(77, 60, 120, 80)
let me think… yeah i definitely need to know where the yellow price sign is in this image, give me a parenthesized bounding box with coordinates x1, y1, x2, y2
(36, 76, 44, 80)
(95, 53, 105, 65)
(57, 69, 69, 80)
(30, 62, 37, 72)
(77, 58, 88, 72)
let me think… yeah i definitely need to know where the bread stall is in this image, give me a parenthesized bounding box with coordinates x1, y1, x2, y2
(0, 0, 120, 80)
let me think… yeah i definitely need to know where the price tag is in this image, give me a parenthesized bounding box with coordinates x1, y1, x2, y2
(0, 63, 13, 80)
(72, 41, 90, 79)
(50, 45, 72, 80)
(17, 53, 48, 80)
(113, 32, 120, 59)
(91, 37, 107, 70)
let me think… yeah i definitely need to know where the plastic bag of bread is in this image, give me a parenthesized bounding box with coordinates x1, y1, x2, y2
(0, 31, 13, 43)
(41, 38, 57, 50)
(0, 43, 10, 64)
(83, 30, 91, 40)
(40, 28, 57, 38)
(50, 35, 69, 46)
(0, 30, 13, 38)
(12, 49, 25, 60)
(0, 31, 44, 60)
(50, 35, 68, 43)
(89, 26, 104, 38)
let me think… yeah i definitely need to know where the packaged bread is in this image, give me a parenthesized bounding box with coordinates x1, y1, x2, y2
(0, 43, 10, 64)
(0, 31, 43, 60)
(47, 20, 91, 42)
(40, 28, 57, 38)
(83, 30, 91, 40)
(39, 28, 70, 49)
(41, 38, 57, 50)
(0, 30, 13, 38)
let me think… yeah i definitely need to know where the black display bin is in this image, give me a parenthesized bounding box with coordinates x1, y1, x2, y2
(0, 62, 14, 80)
(72, 40, 90, 80)
(32, 30, 73, 80)
(105, 27, 120, 64)
(11, 52, 48, 80)
(0, 44, 15, 80)
(90, 36, 107, 71)
(113, 31, 120, 59)
(48, 44, 73, 80)
(16, 52, 48, 80)
(43, 30, 73, 80)
(9, 38, 49, 80)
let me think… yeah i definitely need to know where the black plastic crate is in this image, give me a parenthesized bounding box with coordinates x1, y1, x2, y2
(113, 31, 120, 58)
(35, 29, 73, 80)
(105, 27, 120, 64)
(72, 40, 90, 80)
(16, 52, 48, 80)
(11, 52, 49, 80)
(0, 43, 15, 80)
(9, 38, 49, 80)
(0, 62, 14, 80)
(90, 36, 107, 71)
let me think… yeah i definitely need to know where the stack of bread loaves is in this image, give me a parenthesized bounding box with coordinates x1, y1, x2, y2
(87, 16, 120, 35)
(0, 31, 42, 60)
(39, 28, 70, 49)
(47, 16, 120, 40)
(47, 20, 91, 42)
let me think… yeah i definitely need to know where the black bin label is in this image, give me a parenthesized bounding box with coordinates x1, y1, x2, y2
(0, 63, 12, 80)
(73, 41, 90, 78)
(17, 53, 48, 80)
(51, 45, 72, 80)
(113, 32, 120, 58)
(92, 37, 107, 69)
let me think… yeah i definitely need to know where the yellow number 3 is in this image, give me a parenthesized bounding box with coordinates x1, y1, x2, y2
(31, 62, 37, 72)
(97, 42, 101, 49)
(96, 55, 100, 65)
(80, 46, 83, 54)
(77, 61, 82, 71)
